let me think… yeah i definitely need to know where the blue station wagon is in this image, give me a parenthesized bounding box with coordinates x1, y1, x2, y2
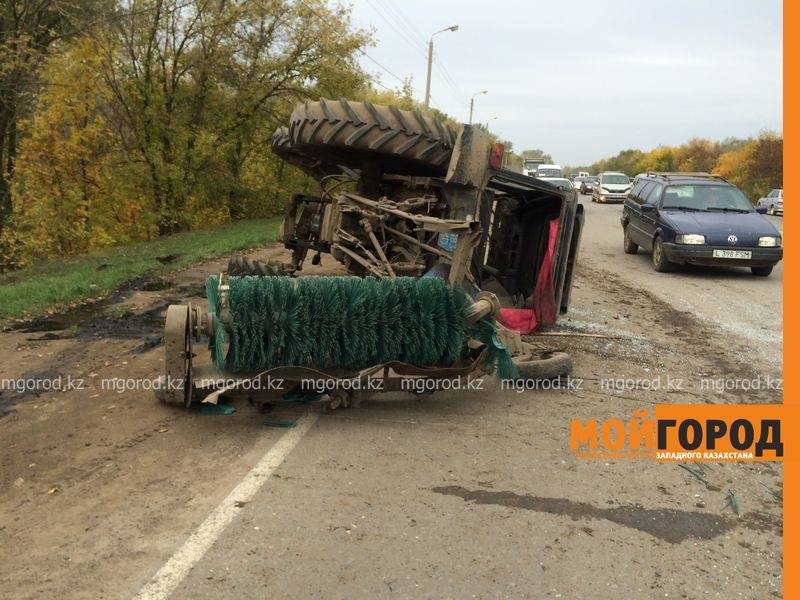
(621, 173, 783, 276)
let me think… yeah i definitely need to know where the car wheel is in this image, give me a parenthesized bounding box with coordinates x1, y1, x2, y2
(623, 226, 638, 254)
(751, 265, 773, 277)
(651, 236, 671, 272)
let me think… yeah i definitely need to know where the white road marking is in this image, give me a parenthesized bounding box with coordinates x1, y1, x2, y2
(134, 411, 320, 600)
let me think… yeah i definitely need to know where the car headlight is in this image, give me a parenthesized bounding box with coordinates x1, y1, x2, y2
(758, 236, 781, 247)
(675, 234, 706, 245)
(599, 195, 606, 200)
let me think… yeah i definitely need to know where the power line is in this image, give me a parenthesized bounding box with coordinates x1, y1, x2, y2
(434, 55, 464, 99)
(373, 0, 465, 110)
(434, 53, 463, 94)
(294, 0, 412, 92)
(296, 0, 460, 110)
(367, 0, 466, 111)
(377, 0, 427, 47)
(364, 0, 426, 61)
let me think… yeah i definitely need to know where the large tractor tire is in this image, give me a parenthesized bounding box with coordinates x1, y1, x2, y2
(228, 255, 281, 277)
(284, 99, 460, 176)
(271, 126, 351, 182)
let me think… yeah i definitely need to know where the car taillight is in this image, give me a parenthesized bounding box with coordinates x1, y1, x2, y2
(489, 142, 505, 169)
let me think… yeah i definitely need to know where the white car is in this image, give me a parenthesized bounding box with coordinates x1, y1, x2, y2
(536, 164, 563, 178)
(757, 189, 783, 216)
(592, 172, 631, 203)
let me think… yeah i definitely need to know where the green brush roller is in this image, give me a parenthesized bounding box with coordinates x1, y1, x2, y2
(205, 275, 516, 379)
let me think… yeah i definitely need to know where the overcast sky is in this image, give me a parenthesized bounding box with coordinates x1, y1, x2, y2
(340, 0, 782, 165)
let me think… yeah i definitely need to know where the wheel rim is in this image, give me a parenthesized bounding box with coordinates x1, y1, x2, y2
(653, 240, 662, 264)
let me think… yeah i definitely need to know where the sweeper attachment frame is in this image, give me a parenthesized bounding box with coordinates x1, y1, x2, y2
(161, 99, 583, 408)
(162, 275, 519, 407)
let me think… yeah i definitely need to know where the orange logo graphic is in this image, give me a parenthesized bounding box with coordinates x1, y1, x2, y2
(570, 404, 784, 462)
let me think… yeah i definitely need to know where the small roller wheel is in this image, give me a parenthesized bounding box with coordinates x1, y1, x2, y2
(161, 304, 193, 406)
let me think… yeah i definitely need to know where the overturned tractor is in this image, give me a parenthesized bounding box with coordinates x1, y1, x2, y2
(161, 99, 584, 408)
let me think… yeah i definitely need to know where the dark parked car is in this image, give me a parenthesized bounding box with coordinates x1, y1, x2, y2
(580, 176, 598, 194)
(621, 173, 783, 276)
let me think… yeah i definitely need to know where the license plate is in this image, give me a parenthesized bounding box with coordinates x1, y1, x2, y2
(713, 249, 752, 259)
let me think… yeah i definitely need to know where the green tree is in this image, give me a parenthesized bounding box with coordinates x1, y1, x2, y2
(98, 0, 371, 234)
(521, 148, 553, 163)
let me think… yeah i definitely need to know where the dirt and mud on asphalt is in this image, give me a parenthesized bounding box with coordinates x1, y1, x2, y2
(0, 201, 783, 599)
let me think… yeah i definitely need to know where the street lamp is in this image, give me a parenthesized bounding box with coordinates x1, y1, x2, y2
(424, 24, 459, 108)
(468, 90, 487, 125)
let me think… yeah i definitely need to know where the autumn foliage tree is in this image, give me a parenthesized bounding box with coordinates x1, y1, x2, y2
(1, 0, 375, 268)
(0, 0, 109, 232)
(9, 37, 149, 260)
(714, 132, 783, 200)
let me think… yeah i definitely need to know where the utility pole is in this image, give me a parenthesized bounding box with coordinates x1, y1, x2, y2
(468, 90, 488, 125)
(424, 25, 459, 107)
(425, 39, 434, 108)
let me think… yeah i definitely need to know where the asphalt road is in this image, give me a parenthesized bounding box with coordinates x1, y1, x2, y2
(0, 200, 783, 600)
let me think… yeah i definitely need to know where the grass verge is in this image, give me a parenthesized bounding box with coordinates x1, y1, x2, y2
(0, 217, 281, 325)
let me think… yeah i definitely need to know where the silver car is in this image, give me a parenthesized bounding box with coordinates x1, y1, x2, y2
(757, 189, 783, 216)
(592, 172, 631, 203)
